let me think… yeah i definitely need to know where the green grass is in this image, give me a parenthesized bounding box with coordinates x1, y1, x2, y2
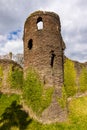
(69, 96, 87, 127)
(1, 61, 87, 129)
(0, 93, 87, 130)
(29, 96, 87, 130)
(0, 93, 20, 116)
(26, 96, 87, 130)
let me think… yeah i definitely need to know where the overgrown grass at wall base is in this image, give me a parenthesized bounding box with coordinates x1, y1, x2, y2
(0, 93, 20, 116)
(7, 65, 23, 89)
(23, 68, 54, 115)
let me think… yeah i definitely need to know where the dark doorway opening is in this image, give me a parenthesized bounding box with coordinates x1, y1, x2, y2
(28, 39, 33, 50)
(50, 51, 56, 68)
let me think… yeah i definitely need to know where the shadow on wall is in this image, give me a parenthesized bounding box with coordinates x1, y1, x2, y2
(0, 100, 32, 130)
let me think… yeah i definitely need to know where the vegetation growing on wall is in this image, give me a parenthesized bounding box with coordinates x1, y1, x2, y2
(0, 93, 32, 130)
(0, 66, 3, 86)
(64, 59, 77, 97)
(8, 65, 23, 89)
(0, 93, 20, 116)
(79, 67, 87, 92)
(23, 68, 54, 115)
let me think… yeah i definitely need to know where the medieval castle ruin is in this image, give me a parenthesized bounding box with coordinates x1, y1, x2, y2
(23, 11, 67, 122)
(0, 11, 87, 123)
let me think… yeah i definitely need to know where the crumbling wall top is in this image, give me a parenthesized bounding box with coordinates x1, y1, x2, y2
(29, 10, 59, 18)
(25, 10, 60, 26)
(0, 59, 22, 69)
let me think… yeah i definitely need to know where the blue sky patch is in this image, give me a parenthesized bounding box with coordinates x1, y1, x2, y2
(7, 29, 21, 40)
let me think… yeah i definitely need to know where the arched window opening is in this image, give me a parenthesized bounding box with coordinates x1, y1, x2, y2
(50, 51, 56, 68)
(37, 17, 43, 30)
(28, 39, 33, 50)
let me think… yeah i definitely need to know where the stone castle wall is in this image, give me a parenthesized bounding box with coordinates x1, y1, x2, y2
(0, 59, 22, 91)
(23, 11, 65, 89)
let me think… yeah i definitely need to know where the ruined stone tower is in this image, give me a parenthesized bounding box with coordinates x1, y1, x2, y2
(23, 11, 67, 123)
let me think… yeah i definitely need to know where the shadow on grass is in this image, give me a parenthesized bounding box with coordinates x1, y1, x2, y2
(0, 100, 32, 130)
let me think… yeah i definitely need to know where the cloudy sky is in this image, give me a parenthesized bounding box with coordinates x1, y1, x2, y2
(0, 0, 87, 62)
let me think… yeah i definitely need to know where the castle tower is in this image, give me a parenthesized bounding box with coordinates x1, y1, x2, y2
(23, 11, 67, 123)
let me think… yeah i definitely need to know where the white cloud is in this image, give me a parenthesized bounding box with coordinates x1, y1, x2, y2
(0, 39, 23, 55)
(0, 0, 87, 62)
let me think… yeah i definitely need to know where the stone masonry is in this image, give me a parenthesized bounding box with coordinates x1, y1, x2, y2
(0, 59, 22, 90)
(23, 11, 67, 123)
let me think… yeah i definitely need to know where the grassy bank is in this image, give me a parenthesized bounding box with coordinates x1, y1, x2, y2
(0, 93, 87, 130)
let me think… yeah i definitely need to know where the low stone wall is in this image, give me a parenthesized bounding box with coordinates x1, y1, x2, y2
(0, 59, 23, 91)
